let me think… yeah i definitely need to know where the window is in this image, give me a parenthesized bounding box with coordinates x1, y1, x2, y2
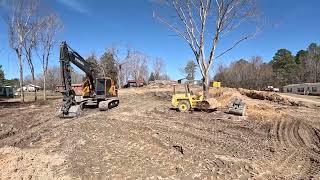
(297, 88, 305, 93)
(312, 87, 317, 92)
(287, 88, 292, 93)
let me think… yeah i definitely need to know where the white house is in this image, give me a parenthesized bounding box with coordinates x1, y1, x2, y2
(283, 83, 320, 95)
(16, 84, 42, 93)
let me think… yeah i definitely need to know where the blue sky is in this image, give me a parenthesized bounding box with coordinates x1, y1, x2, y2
(0, 0, 320, 80)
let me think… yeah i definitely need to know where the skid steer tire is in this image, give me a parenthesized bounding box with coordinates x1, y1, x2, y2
(178, 100, 190, 112)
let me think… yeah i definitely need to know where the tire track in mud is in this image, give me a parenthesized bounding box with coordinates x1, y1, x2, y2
(101, 90, 320, 178)
(273, 118, 320, 177)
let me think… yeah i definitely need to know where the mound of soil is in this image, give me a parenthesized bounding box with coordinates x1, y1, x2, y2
(238, 89, 304, 106)
(148, 80, 177, 88)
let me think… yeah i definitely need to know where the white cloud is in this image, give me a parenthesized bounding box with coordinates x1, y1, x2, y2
(57, 0, 89, 14)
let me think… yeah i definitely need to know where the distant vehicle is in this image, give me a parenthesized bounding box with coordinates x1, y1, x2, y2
(264, 86, 279, 92)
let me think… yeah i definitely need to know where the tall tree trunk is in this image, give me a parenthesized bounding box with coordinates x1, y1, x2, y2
(33, 79, 37, 101)
(17, 49, 24, 103)
(32, 73, 37, 101)
(202, 74, 210, 99)
(27, 49, 37, 101)
(43, 70, 46, 100)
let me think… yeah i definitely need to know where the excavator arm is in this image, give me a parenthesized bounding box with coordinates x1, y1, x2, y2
(59, 41, 95, 116)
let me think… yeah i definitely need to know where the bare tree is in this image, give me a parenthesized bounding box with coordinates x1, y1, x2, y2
(153, 58, 165, 80)
(45, 66, 60, 91)
(129, 51, 149, 81)
(36, 14, 63, 100)
(155, 0, 259, 98)
(117, 48, 149, 86)
(6, 0, 39, 102)
(214, 57, 273, 89)
(23, 17, 41, 101)
(112, 47, 130, 88)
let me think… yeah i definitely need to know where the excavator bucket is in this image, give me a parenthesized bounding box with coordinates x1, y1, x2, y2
(56, 105, 82, 118)
(227, 98, 246, 116)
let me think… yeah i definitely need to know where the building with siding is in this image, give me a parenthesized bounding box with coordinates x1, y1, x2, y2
(283, 83, 320, 95)
(0, 86, 14, 98)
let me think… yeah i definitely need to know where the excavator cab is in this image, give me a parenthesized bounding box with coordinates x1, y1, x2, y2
(95, 78, 118, 99)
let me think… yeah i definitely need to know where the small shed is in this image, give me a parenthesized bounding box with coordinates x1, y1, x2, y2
(283, 83, 320, 95)
(177, 78, 188, 84)
(0, 86, 14, 98)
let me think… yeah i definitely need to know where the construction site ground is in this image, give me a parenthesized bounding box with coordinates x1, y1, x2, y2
(1, 85, 320, 179)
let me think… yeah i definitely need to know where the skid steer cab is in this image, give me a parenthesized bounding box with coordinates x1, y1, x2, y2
(171, 84, 212, 112)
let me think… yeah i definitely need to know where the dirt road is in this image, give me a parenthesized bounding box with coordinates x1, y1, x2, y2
(0, 87, 320, 179)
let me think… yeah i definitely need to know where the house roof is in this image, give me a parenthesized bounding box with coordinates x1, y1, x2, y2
(283, 82, 320, 87)
(25, 84, 41, 88)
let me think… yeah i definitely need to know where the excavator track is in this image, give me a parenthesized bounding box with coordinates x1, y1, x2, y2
(98, 99, 120, 111)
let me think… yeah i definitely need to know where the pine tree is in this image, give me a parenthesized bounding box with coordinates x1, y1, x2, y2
(184, 60, 197, 80)
(100, 51, 118, 81)
(0, 65, 5, 86)
(148, 72, 155, 82)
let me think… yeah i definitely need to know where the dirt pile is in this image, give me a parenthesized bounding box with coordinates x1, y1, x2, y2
(153, 91, 172, 100)
(1, 87, 320, 178)
(148, 80, 177, 88)
(0, 146, 67, 179)
(238, 88, 304, 106)
(209, 87, 244, 107)
(0, 124, 18, 141)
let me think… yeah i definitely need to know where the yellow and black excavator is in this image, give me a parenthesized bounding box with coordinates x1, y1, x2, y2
(57, 41, 119, 118)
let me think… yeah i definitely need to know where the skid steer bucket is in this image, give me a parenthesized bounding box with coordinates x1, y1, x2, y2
(56, 105, 82, 118)
(228, 98, 246, 116)
(195, 98, 221, 112)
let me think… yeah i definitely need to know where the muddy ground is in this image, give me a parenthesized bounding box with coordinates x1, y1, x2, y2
(0, 86, 320, 179)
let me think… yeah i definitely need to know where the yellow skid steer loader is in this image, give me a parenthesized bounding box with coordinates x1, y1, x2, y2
(171, 84, 246, 116)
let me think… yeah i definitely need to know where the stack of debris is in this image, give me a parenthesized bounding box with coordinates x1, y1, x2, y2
(148, 80, 177, 88)
(238, 88, 304, 106)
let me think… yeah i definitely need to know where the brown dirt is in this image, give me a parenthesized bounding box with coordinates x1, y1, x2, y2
(0, 87, 320, 179)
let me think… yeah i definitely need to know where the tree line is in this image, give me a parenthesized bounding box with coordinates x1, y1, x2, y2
(214, 43, 320, 89)
(0, 0, 63, 102)
(1, 45, 170, 92)
(0, 0, 171, 102)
